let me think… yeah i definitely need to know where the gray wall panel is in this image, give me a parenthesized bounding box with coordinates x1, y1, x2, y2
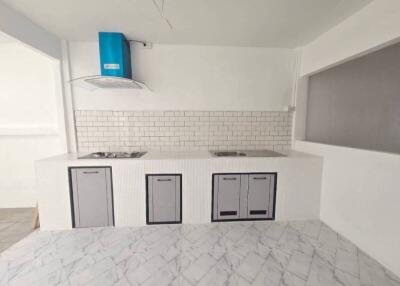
(306, 42, 400, 154)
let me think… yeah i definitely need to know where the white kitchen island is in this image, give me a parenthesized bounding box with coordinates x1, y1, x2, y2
(35, 150, 323, 230)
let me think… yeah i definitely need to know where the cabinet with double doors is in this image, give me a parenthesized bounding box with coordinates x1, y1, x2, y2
(212, 173, 276, 222)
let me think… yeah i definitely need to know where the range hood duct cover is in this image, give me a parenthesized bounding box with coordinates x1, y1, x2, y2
(99, 32, 132, 79)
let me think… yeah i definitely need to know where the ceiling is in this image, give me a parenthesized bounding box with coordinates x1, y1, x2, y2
(0, 31, 16, 43)
(1, 0, 373, 48)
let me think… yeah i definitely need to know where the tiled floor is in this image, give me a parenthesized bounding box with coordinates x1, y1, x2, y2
(0, 208, 35, 253)
(0, 220, 399, 286)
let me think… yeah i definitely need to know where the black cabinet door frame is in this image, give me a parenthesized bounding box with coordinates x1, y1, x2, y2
(68, 166, 115, 228)
(145, 174, 182, 225)
(211, 172, 277, 222)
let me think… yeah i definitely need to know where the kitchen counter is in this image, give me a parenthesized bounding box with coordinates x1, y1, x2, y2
(38, 149, 319, 162)
(35, 149, 323, 230)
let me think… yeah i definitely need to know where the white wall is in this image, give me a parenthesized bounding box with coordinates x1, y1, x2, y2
(293, 76, 308, 140)
(0, 44, 59, 127)
(0, 43, 66, 207)
(0, 1, 61, 60)
(69, 42, 298, 111)
(294, 1, 400, 277)
(295, 140, 400, 277)
(295, 0, 400, 139)
(293, 0, 400, 141)
(300, 0, 400, 76)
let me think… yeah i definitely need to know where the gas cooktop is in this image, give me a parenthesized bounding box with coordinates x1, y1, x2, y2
(78, 151, 147, 159)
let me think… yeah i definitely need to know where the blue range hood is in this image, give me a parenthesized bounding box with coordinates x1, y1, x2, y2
(70, 31, 144, 90)
(99, 32, 132, 79)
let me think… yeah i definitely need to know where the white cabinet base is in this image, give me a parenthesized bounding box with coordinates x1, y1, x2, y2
(35, 151, 323, 230)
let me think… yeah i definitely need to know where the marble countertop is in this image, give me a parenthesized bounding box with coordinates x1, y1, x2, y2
(37, 149, 320, 163)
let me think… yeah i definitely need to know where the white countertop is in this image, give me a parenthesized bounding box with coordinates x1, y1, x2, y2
(37, 149, 320, 163)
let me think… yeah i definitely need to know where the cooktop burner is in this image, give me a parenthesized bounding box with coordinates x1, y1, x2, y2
(78, 151, 147, 159)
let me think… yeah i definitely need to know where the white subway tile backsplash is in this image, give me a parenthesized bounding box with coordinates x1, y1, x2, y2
(75, 110, 292, 152)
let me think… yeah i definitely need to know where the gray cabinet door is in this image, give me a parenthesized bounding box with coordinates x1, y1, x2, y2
(147, 175, 181, 223)
(215, 174, 241, 220)
(247, 174, 274, 219)
(70, 167, 114, 228)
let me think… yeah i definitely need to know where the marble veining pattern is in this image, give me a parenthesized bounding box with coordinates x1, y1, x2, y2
(0, 220, 399, 286)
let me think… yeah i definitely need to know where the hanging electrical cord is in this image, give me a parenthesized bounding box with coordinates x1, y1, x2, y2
(152, 0, 173, 30)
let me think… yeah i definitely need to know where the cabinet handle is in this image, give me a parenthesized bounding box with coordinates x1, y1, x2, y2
(220, 211, 237, 216)
(83, 171, 99, 174)
(157, 178, 172, 182)
(223, 177, 237, 181)
(253, 177, 267, 180)
(250, 210, 267, 215)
